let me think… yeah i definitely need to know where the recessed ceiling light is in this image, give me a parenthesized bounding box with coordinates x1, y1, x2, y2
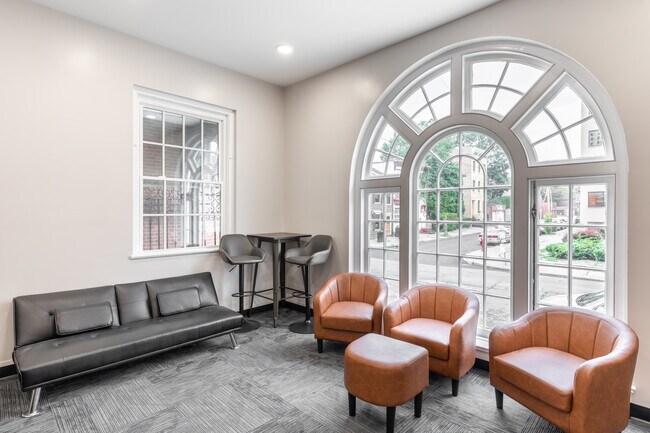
(145, 114, 157, 120)
(276, 44, 294, 55)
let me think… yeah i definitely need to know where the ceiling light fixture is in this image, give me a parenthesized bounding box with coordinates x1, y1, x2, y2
(145, 114, 157, 120)
(276, 44, 294, 55)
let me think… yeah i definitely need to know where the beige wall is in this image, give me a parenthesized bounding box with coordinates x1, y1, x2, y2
(0, 1, 284, 364)
(284, 0, 650, 406)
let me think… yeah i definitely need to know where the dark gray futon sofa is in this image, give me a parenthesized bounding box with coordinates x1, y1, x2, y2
(12, 272, 242, 417)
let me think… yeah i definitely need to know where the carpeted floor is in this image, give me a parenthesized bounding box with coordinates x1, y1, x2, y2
(1, 308, 648, 433)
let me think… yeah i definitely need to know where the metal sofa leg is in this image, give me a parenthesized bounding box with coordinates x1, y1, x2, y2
(22, 388, 42, 418)
(229, 332, 240, 349)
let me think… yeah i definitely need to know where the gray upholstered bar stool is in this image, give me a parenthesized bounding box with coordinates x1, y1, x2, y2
(219, 234, 266, 333)
(285, 235, 332, 334)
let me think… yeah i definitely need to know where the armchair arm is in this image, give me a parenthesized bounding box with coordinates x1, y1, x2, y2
(448, 306, 479, 377)
(371, 284, 388, 334)
(383, 298, 407, 338)
(571, 340, 638, 433)
(488, 316, 533, 360)
(313, 284, 334, 336)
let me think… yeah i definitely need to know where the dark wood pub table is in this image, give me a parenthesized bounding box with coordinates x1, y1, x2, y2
(247, 232, 311, 327)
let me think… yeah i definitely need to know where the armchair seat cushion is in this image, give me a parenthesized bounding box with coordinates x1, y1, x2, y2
(321, 301, 373, 333)
(493, 347, 585, 413)
(390, 318, 451, 361)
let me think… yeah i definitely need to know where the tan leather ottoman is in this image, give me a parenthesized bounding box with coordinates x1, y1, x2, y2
(344, 334, 429, 433)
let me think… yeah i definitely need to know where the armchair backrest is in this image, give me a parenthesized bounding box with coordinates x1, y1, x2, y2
(396, 285, 478, 324)
(514, 307, 637, 360)
(322, 273, 386, 305)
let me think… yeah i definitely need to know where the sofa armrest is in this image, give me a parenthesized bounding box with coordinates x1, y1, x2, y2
(372, 284, 388, 334)
(449, 306, 479, 377)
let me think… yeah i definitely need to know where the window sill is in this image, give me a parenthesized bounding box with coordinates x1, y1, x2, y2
(130, 247, 219, 260)
(476, 335, 490, 361)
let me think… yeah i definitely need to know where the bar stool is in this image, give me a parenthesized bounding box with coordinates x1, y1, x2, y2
(285, 235, 332, 334)
(219, 234, 266, 333)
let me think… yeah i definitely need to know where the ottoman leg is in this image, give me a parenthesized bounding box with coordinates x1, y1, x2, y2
(348, 393, 356, 416)
(414, 391, 423, 417)
(386, 406, 396, 433)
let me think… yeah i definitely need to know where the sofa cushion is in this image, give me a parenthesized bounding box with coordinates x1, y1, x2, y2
(146, 273, 218, 317)
(14, 305, 243, 390)
(321, 302, 373, 333)
(55, 303, 113, 336)
(390, 318, 451, 361)
(158, 287, 201, 316)
(493, 347, 585, 413)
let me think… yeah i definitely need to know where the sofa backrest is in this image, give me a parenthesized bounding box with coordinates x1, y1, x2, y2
(523, 308, 631, 360)
(13, 285, 119, 348)
(13, 272, 220, 347)
(115, 281, 151, 324)
(399, 285, 478, 325)
(145, 272, 218, 318)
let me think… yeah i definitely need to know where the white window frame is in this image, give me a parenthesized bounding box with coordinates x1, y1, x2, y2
(531, 176, 616, 315)
(349, 38, 629, 353)
(131, 86, 235, 259)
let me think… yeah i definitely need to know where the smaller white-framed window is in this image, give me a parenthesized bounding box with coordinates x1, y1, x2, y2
(513, 73, 614, 166)
(132, 87, 235, 259)
(463, 52, 551, 120)
(389, 60, 452, 134)
(364, 117, 411, 179)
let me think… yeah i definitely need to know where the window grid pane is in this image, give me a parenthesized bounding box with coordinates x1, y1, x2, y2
(365, 192, 400, 301)
(415, 131, 512, 332)
(141, 107, 221, 251)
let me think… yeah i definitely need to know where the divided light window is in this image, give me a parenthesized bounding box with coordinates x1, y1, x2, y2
(133, 88, 234, 257)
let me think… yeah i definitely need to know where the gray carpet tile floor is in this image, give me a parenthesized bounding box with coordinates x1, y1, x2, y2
(1, 308, 648, 433)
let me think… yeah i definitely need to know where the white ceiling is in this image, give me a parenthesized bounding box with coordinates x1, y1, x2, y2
(30, 0, 500, 86)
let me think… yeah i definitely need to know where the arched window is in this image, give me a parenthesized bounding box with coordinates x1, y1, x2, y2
(350, 38, 627, 341)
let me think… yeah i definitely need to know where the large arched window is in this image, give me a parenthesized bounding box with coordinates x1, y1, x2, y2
(350, 38, 628, 341)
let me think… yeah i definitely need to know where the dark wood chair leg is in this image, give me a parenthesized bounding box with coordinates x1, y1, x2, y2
(495, 389, 504, 409)
(414, 391, 423, 418)
(451, 378, 459, 396)
(386, 406, 396, 433)
(317, 339, 323, 353)
(348, 393, 356, 416)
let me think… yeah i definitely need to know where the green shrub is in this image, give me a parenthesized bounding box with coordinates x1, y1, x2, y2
(543, 237, 605, 262)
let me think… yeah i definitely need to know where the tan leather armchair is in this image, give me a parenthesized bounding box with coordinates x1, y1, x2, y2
(313, 273, 388, 352)
(489, 307, 639, 433)
(383, 285, 479, 396)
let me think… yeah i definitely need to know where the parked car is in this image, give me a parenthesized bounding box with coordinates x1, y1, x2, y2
(479, 226, 511, 246)
(538, 291, 605, 313)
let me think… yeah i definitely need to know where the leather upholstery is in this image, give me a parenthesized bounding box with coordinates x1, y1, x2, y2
(489, 306, 639, 433)
(313, 273, 387, 344)
(157, 287, 201, 316)
(383, 285, 479, 380)
(389, 318, 451, 361)
(14, 285, 119, 347)
(13, 272, 243, 392)
(15, 305, 242, 390)
(321, 302, 373, 333)
(344, 334, 428, 407)
(55, 303, 114, 335)
(146, 272, 218, 318)
(115, 281, 151, 324)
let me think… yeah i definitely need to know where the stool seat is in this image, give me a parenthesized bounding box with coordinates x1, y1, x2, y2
(223, 254, 265, 265)
(345, 334, 429, 408)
